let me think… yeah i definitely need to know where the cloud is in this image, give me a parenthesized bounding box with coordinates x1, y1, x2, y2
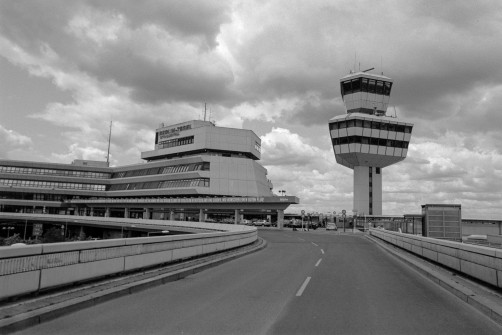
(2, 0, 502, 217)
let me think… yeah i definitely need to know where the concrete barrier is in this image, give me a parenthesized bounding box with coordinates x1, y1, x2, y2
(370, 228, 502, 288)
(0, 219, 257, 301)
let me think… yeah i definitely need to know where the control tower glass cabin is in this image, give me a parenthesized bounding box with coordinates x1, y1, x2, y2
(328, 71, 413, 215)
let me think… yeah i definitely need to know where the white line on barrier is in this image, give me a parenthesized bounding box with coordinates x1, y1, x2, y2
(315, 258, 322, 267)
(296, 277, 311, 296)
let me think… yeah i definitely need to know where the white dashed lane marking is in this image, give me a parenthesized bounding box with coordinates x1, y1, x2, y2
(296, 277, 311, 297)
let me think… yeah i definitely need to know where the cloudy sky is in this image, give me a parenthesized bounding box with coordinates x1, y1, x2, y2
(1, 0, 502, 219)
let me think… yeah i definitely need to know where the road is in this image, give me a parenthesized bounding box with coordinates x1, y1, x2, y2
(14, 230, 502, 335)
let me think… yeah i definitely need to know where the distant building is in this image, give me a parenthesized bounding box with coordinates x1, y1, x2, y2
(0, 120, 298, 227)
(328, 70, 414, 215)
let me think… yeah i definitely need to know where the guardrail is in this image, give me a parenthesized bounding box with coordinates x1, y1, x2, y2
(369, 228, 502, 289)
(0, 217, 257, 301)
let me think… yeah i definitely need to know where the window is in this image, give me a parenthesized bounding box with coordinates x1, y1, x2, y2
(384, 82, 392, 96)
(351, 78, 361, 92)
(342, 81, 352, 95)
(363, 120, 372, 128)
(368, 80, 376, 93)
(376, 81, 384, 94)
(361, 78, 368, 92)
(339, 121, 347, 129)
(371, 121, 380, 129)
(404, 126, 412, 134)
(347, 119, 355, 128)
(376, 167, 381, 174)
(355, 119, 363, 127)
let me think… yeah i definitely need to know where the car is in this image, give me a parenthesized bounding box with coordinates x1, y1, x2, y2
(326, 222, 338, 231)
(241, 219, 252, 225)
(254, 220, 267, 226)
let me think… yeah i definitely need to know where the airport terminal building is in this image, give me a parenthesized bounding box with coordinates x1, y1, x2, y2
(0, 120, 298, 226)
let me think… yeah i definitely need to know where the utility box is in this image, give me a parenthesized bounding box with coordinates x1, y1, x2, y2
(421, 204, 462, 241)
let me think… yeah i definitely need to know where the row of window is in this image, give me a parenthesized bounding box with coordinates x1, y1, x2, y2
(108, 178, 210, 191)
(332, 136, 410, 149)
(0, 179, 107, 191)
(112, 162, 210, 179)
(341, 77, 392, 96)
(0, 166, 110, 179)
(158, 136, 194, 149)
(329, 120, 412, 133)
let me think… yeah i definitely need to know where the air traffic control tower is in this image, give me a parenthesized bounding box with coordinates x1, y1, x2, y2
(328, 70, 413, 215)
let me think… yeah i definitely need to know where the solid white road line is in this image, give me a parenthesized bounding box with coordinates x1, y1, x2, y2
(315, 258, 322, 267)
(311, 242, 319, 247)
(321, 249, 325, 254)
(296, 277, 311, 297)
(298, 237, 305, 241)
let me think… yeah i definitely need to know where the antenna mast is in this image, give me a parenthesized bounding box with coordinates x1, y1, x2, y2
(106, 121, 112, 167)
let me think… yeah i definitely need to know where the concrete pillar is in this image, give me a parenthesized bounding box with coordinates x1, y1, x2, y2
(144, 208, 151, 220)
(90, 208, 94, 217)
(234, 209, 240, 224)
(277, 209, 284, 229)
(353, 166, 382, 216)
(170, 210, 175, 221)
(74, 207, 79, 216)
(105, 207, 110, 217)
(180, 211, 185, 221)
(124, 208, 129, 218)
(199, 209, 204, 222)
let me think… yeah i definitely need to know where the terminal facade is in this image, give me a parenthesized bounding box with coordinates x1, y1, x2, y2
(0, 120, 298, 227)
(329, 70, 414, 215)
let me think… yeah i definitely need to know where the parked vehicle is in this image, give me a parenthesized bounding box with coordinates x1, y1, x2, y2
(326, 222, 338, 231)
(254, 220, 267, 226)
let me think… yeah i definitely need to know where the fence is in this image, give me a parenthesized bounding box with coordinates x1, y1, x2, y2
(370, 228, 502, 289)
(0, 218, 257, 301)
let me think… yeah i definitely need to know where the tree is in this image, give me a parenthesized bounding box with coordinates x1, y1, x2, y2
(42, 227, 65, 243)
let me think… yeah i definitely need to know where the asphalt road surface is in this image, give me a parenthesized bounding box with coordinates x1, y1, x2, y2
(14, 230, 502, 335)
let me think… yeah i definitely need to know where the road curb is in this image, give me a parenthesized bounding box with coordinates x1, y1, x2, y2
(367, 234, 502, 327)
(0, 238, 267, 334)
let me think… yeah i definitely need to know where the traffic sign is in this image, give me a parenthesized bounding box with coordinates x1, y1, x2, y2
(342, 209, 346, 215)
